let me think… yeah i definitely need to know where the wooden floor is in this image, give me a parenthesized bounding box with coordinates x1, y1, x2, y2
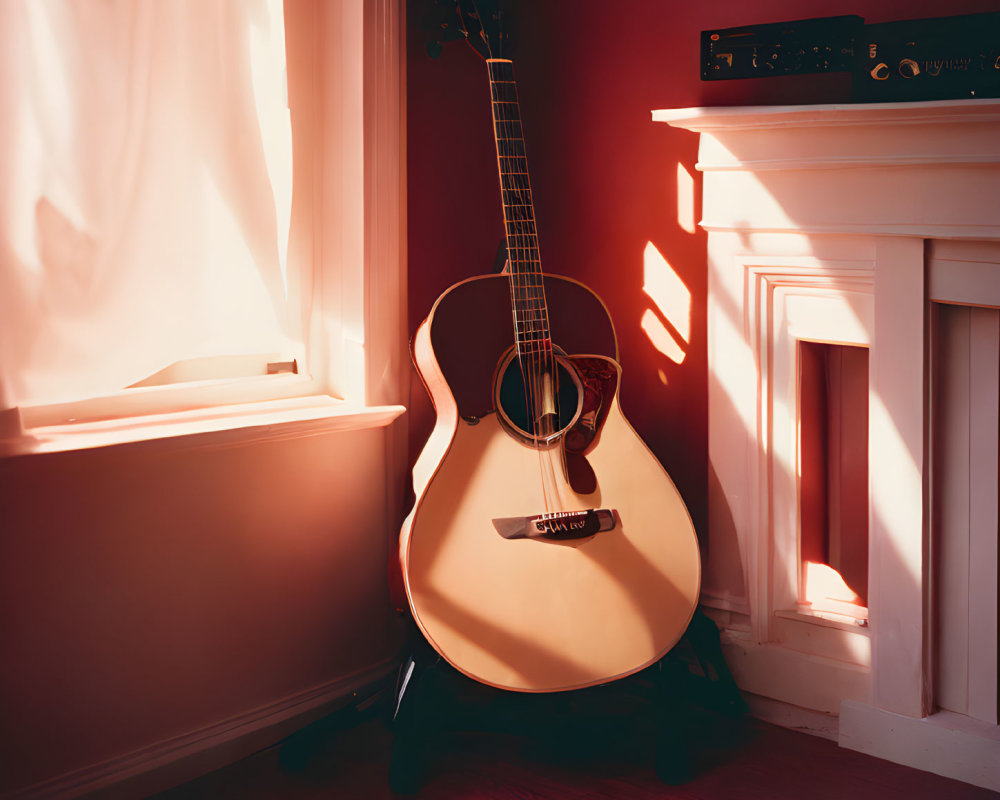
(153, 689, 998, 800)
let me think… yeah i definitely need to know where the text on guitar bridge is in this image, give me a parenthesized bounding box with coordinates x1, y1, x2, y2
(491, 508, 618, 540)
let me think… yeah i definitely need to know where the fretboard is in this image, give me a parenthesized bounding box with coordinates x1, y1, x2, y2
(487, 59, 551, 358)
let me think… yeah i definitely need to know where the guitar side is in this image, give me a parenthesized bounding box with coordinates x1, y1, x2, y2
(400, 274, 701, 693)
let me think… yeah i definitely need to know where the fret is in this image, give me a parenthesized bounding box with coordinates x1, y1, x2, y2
(488, 59, 553, 358)
(489, 84, 518, 102)
(516, 334, 552, 343)
(516, 338, 553, 354)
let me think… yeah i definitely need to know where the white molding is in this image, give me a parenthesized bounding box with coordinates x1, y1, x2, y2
(312, 0, 406, 410)
(869, 236, 929, 718)
(653, 99, 1000, 132)
(719, 631, 870, 716)
(363, 0, 407, 410)
(696, 155, 1000, 172)
(840, 701, 1000, 793)
(659, 100, 1000, 242)
(700, 223, 1000, 240)
(5, 397, 405, 458)
(741, 262, 873, 647)
(10, 658, 398, 800)
(743, 692, 840, 742)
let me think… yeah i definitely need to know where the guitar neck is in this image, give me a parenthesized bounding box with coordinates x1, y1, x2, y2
(487, 58, 551, 358)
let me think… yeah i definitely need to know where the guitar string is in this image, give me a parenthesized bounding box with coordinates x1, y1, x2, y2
(495, 62, 543, 438)
(491, 61, 531, 437)
(508, 61, 548, 424)
(489, 58, 562, 516)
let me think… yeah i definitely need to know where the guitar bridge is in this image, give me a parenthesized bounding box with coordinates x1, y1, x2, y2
(492, 508, 618, 541)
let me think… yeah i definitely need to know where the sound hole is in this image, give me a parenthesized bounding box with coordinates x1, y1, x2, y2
(496, 353, 580, 440)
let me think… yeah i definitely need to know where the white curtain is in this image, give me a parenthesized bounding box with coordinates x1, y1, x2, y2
(0, 0, 296, 409)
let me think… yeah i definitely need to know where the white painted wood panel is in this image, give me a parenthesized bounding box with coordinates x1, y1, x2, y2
(934, 305, 973, 716)
(967, 309, 999, 725)
(869, 236, 929, 718)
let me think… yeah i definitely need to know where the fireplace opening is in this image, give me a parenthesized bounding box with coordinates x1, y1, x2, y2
(798, 341, 870, 615)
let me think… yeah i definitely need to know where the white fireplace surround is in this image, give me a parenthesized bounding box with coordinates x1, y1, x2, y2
(654, 100, 1000, 792)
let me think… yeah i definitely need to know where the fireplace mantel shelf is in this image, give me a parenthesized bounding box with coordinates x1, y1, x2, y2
(653, 98, 1000, 131)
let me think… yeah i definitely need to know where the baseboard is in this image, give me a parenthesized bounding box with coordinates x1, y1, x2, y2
(839, 700, 1000, 793)
(717, 631, 870, 716)
(742, 692, 840, 741)
(10, 657, 399, 800)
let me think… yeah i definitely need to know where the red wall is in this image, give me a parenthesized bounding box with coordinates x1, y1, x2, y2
(406, 0, 1000, 538)
(0, 427, 403, 795)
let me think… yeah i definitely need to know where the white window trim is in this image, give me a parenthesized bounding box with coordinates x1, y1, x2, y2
(1, 0, 407, 457)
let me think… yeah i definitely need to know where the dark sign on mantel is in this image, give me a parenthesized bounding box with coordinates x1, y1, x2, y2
(701, 12, 1000, 103)
(701, 16, 863, 81)
(852, 14, 1000, 102)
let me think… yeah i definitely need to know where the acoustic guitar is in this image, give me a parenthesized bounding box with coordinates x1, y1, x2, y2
(400, 2, 700, 693)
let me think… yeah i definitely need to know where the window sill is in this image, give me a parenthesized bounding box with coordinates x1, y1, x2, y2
(1, 396, 406, 458)
(775, 606, 870, 631)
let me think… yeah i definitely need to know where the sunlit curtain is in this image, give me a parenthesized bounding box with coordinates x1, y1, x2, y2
(0, 0, 296, 410)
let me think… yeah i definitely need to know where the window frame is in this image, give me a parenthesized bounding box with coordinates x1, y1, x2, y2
(2, 0, 407, 455)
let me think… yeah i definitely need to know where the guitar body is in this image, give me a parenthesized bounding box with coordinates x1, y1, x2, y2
(401, 274, 701, 693)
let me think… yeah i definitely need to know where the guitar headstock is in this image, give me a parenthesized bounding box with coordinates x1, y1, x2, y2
(422, 0, 510, 61)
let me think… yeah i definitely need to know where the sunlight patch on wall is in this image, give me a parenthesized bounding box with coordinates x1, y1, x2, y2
(641, 309, 685, 364)
(803, 561, 863, 606)
(641, 241, 690, 365)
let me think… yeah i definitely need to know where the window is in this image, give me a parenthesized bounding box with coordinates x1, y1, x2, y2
(0, 0, 406, 453)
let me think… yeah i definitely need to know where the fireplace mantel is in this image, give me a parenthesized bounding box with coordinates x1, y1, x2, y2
(655, 100, 1000, 241)
(654, 100, 1000, 792)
